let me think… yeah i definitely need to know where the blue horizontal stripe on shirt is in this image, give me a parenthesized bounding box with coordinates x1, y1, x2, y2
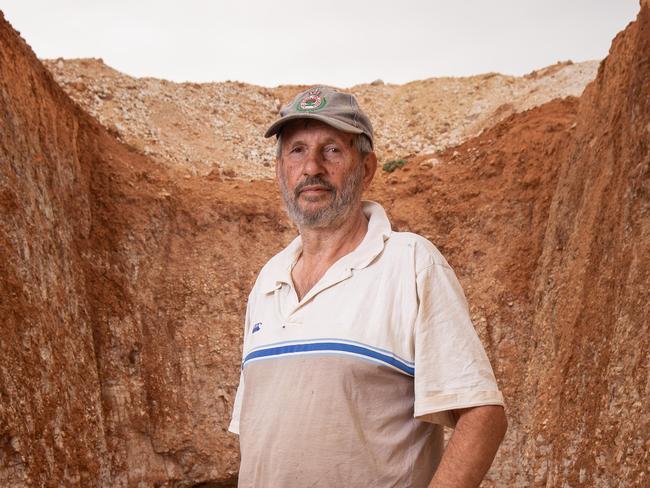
(243, 342, 415, 376)
(247, 337, 414, 366)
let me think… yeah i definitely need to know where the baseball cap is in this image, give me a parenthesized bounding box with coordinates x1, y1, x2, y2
(264, 86, 374, 148)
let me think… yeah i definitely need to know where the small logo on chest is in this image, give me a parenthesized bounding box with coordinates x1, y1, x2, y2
(252, 322, 262, 334)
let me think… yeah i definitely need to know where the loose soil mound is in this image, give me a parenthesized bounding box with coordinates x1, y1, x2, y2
(43, 57, 597, 180)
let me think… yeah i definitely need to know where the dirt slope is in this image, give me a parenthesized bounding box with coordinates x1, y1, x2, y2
(1, 12, 279, 486)
(1, 2, 648, 487)
(0, 16, 111, 486)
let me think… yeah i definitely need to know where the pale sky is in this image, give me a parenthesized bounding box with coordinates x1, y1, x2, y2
(1, 0, 640, 87)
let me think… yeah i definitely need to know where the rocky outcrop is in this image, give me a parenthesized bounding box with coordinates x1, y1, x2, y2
(1, 2, 648, 487)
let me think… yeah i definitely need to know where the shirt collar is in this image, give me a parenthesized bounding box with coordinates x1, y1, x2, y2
(258, 200, 392, 295)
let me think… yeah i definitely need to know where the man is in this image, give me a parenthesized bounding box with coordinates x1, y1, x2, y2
(229, 86, 507, 487)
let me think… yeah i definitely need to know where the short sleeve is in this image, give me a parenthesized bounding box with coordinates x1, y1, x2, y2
(228, 294, 253, 435)
(413, 263, 504, 428)
(228, 370, 244, 435)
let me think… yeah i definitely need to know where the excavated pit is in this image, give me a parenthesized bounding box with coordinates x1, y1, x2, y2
(1, 2, 648, 486)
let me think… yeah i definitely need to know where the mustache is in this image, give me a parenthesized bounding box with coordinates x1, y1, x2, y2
(294, 176, 336, 197)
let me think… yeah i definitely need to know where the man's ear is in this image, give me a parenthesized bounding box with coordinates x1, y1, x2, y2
(362, 152, 378, 190)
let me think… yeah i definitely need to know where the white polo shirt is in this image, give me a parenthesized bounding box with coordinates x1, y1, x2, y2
(229, 201, 503, 488)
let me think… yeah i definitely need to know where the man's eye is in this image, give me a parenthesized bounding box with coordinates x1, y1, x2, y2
(324, 146, 339, 153)
(290, 146, 304, 154)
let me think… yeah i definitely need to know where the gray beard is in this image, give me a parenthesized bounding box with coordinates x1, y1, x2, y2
(278, 162, 365, 229)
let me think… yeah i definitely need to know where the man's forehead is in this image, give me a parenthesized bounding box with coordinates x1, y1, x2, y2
(281, 119, 354, 143)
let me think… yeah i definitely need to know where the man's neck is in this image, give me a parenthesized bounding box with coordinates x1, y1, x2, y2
(290, 205, 369, 300)
(299, 206, 369, 266)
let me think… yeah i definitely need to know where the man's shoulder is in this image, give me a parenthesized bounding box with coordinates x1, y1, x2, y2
(385, 230, 451, 273)
(258, 246, 290, 275)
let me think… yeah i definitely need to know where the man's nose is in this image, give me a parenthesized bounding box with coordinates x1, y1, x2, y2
(301, 148, 325, 175)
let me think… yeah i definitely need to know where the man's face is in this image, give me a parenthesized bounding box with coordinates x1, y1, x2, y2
(276, 120, 375, 229)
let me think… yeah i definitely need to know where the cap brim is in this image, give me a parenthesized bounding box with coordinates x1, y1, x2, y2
(264, 113, 364, 138)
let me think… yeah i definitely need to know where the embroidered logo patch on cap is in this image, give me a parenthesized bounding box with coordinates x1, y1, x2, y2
(296, 88, 327, 112)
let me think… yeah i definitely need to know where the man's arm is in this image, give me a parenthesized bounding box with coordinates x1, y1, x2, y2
(428, 405, 507, 488)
